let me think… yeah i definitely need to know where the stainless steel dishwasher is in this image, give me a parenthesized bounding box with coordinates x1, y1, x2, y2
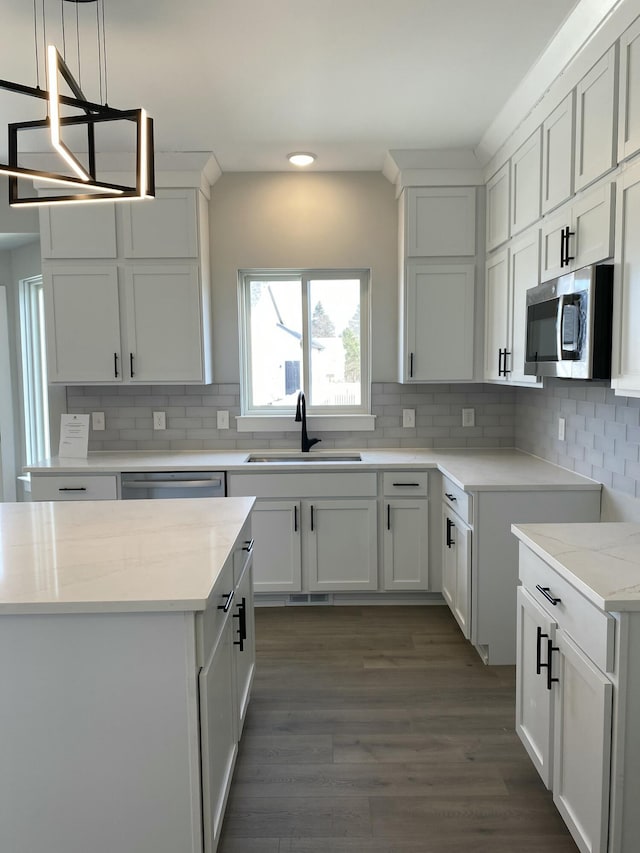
(120, 471, 226, 499)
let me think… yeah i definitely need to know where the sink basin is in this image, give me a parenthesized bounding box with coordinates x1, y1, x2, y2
(246, 452, 362, 463)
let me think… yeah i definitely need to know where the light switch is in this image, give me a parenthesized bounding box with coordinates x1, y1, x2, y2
(91, 411, 105, 431)
(153, 411, 166, 431)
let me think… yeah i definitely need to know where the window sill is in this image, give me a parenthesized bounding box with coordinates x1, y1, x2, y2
(236, 415, 376, 433)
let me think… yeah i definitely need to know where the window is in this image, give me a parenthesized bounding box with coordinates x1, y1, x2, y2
(239, 270, 370, 415)
(19, 276, 50, 465)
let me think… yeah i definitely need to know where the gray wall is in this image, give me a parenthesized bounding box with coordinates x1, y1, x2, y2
(209, 171, 399, 381)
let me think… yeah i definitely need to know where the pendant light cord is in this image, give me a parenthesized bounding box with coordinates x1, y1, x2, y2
(101, 0, 108, 105)
(61, 0, 67, 61)
(76, 0, 81, 90)
(33, 0, 40, 87)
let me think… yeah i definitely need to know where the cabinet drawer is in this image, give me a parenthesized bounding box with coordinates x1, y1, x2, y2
(519, 543, 615, 673)
(31, 474, 118, 501)
(383, 471, 428, 496)
(228, 471, 377, 499)
(197, 558, 235, 667)
(441, 477, 472, 524)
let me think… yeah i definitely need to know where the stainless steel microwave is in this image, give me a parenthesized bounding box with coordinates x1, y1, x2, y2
(524, 264, 613, 379)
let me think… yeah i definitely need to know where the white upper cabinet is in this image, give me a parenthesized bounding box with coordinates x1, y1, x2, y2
(542, 92, 576, 215)
(509, 228, 542, 386)
(40, 203, 118, 259)
(618, 16, 640, 163)
(405, 187, 476, 256)
(403, 263, 475, 382)
(484, 249, 510, 382)
(44, 265, 122, 383)
(486, 163, 510, 251)
(575, 45, 618, 192)
(121, 189, 199, 258)
(511, 128, 542, 236)
(612, 157, 640, 397)
(123, 265, 206, 383)
(540, 181, 615, 282)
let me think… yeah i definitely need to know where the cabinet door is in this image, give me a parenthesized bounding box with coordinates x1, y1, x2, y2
(515, 587, 555, 788)
(39, 203, 117, 259)
(509, 228, 542, 385)
(250, 501, 302, 592)
(44, 265, 122, 383)
(233, 558, 255, 735)
(552, 629, 612, 853)
(612, 158, 640, 397)
(306, 500, 378, 591)
(511, 128, 542, 235)
(442, 505, 471, 639)
(484, 249, 510, 381)
(406, 187, 475, 257)
(542, 92, 575, 215)
(540, 204, 571, 282)
(121, 189, 199, 258)
(383, 499, 429, 590)
(618, 16, 640, 162)
(575, 45, 618, 192)
(124, 265, 205, 383)
(404, 263, 475, 381)
(199, 616, 237, 853)
(571, 181, 615, 269)
(486, 163, 510, 251)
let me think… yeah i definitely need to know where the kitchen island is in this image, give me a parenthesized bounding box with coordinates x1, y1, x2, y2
(0, 497, 255, 853)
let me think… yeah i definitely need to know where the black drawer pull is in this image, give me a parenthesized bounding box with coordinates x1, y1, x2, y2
(444, 492, 457, 502)
(392, 482, 421, 487)
(242, 539, 254, 552)
(217, 589, 235, 612)
(536, 584, 561, 606)
(58, 486, 87, 491)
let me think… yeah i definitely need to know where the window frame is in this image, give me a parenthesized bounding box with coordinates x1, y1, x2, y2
(19, 275, 50, 466)
(238, 268, 371, 417)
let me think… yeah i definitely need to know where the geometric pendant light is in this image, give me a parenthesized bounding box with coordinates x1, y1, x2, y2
(0, 0, 155, 206)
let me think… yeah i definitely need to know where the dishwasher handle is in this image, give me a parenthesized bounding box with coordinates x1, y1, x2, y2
(123, 479, 223, 489)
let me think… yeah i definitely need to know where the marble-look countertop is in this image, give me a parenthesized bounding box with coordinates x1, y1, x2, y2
(0, 497, 254, 615)
(513, 522, 640, 612)
(25, 448, 601, 493)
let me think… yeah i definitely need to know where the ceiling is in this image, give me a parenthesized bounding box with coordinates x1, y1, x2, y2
(0, 0, 589, 174)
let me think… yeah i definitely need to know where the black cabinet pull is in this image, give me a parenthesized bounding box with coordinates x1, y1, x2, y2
(114, 352, 119, 378)
(536, 584, 561, 606)
(444, 492, 457, 502)
(560, 226, 567, 267)
(217, 589, 235, 612)
(130, 352, 135, 377)
(503, 350, 511, 375)
(409, 352, 414, 378)
(546, 639, 560, 691)
(58, 486, 87, 492)
(294, 505, 298, 532)
(565, 228, 575, 265)
(536, 626, 549, 675)
(445, 517, 455, 548)
(387, 503, 391, 530)
(310, 505, 314, 532)
(233, 596, 247, 651)
(242, 539, 254, 552)
(392, 482, 420, 487)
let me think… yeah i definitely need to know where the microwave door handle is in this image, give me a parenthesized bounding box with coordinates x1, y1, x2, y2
(556, 294, 567, 359)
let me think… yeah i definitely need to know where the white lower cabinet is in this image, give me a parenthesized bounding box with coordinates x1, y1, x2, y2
(516, 543, 616, 853)
(247, 500, 302, 593)
(442, 503, 471, 638)
(383, 499, 429, 590)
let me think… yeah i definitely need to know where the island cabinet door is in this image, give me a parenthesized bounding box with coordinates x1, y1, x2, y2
(515, 586, 556, 789)
(199, 615, 238, 853)
(552, 629, 613, 853)
(233, 551, 256, 736)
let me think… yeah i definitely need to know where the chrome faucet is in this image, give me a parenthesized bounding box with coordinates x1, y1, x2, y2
(295, 391, 321, 453)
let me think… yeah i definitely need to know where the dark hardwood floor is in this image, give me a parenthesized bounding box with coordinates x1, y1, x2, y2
(218, 604, 578, 853)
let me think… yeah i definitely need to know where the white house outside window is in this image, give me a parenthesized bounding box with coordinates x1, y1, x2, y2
(239, 270, 370, 416)
(19, 275, 50, 466)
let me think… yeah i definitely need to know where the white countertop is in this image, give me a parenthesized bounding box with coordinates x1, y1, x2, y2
(513, 522, 640, 612)
(26, 448, 601, 492)
(0, 497, 254, 615)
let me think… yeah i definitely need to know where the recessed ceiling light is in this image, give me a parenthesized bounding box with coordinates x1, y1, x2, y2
(287, 152, 316, 167)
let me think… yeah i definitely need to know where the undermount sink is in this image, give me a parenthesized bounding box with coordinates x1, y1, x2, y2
(246, 452, 362, 463)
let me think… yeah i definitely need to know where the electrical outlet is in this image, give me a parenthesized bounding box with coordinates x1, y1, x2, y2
(91, 411, 105, 431)
(217, 410, 229, 430)
(558, 417, 566, 441)
(402, 408, 415, 428)
(462, 408, 475, 428)
(153, 411, 166, 431)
